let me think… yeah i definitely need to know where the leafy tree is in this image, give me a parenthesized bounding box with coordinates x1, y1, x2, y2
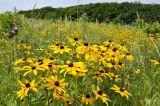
(18, 2, 160, 24)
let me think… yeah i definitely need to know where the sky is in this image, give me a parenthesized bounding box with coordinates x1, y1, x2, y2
(0, 0, 160, 13)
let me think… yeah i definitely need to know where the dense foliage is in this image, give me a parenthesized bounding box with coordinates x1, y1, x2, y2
(18, 2, 160, 24)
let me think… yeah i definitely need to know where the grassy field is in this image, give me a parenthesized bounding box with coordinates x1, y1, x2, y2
(0, 13, 160, 106)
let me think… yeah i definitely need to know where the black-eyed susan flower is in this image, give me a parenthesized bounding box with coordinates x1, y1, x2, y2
(92, 86, 110, 106)
(50, 44, 71, 54)
(103, 40, 114, 48)
(92, 71, 103, 81)
(117, 44, 128, 52)
(53, 91, 71, 102)
(64, 100, 72, 106)
(125, 53, 134, 61)
(22, 63, 45, 76)
(111, 85, 132, 99)
(134, 69, 140, 74)
(81, 94, 95, 105)
(13, 58, 34, 65)
(17, 80, 38, 100)
(150, 60, 160, 65)
(46, 63, 59, 73)
(13, 67, 22, 73)
(69, 52, 80, 58)
(76, 42, 91, 60)
(108, 74, 121, 82)
(69, 68, 88, 77)
(25, 51, 34, 55)
(68, 37, 79, 46)
(49, 43, 60, 51)
(44, 75, 68, 93)
(60, 61, 86, 76)
(36, 48, 44, 51)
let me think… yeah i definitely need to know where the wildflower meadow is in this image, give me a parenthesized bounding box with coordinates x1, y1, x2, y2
(0, 11, 160, 106)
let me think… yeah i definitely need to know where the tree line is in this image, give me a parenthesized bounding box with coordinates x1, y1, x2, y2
(18, 2, 160, 24)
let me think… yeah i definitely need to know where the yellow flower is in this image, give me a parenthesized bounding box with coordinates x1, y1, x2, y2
(69, 52, 80, 58)
(92, 86, 110, 106)
(22, 63, 45, 76)
(17, 80, 38, 100)
(36, 48, 44, 51)
(134, 69, 140, 74)
(53, 91, 71, 102)
(45, 63, 59, 73)
(51, 45, 71, 54)
(69, 68, 88, 77)
(13, 58, 34, 65)
(107, 73, 121, 82)
(111, 85, 132, 99)
(13, 67, 22, 73)
(49, 43, 61, 51)
(68, 38, 79, 46)
(81, 94, 95, 105)
(92, 71, 103, 81)
(76, 42, 91, 60)
(44, 76, 68, 93)
(60, 61, 86, 76)
(150, 60, 160, 65)
(25, 51, 34, 55)
(125, 53, 134, 61)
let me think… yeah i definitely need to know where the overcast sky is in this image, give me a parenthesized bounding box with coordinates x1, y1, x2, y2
(0, 0, 160, 13)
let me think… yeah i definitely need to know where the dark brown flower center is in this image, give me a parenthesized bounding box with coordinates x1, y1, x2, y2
(98, 90, 103, 95)
(120, 88, 124, 92)
(85, 94, 90, 98)
(38, 59, 43, 63)
(109, 40, 112, 42)
(111, 62, 115, 65)
(66, 101, 70, 104)
(39, 62, 43, 65)
(112, 55, 115, 57)
(126, 53, 130, 55)
(60, 46, 64, 49)
(68, 63, 73, 67)
(119, 62, 122, 65)
(48, 64, 52, 68)
(32, 66, 36, 70)
(55, 81, 60, 86)
(84, 43, 88, 46)
(76, 70, 79, 72)
(106, 45, 110, 48)
(56, 44, 60, 46)
(23, 58, 27, 61)
(100, 70, 105, 73)
(25, 83, 30, 88)
(95, 73, 100, 76)
(112, 76, 116, 80)
(113, 48, 117, 52)
(74, 38, 78, 41)
(49, 57, 54, 60)
(121, 44, 124, 46)
(60, 93, 63, 96)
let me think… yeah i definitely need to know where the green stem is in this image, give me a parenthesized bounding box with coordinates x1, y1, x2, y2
(47, 90, 50, 106)
(28, 93, 31, 106)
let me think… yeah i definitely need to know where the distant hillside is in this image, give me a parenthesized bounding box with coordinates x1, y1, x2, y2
(18, 2, 160, 24)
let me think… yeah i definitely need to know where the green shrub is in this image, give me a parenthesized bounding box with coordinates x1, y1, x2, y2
(145, 22, 160, 35)
(0, 12, 22, 37)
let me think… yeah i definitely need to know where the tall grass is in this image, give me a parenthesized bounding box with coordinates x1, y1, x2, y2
(0, 15, 160, 106)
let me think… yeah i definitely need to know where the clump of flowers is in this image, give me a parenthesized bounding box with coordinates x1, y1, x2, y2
(14, 37, 133, 105)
